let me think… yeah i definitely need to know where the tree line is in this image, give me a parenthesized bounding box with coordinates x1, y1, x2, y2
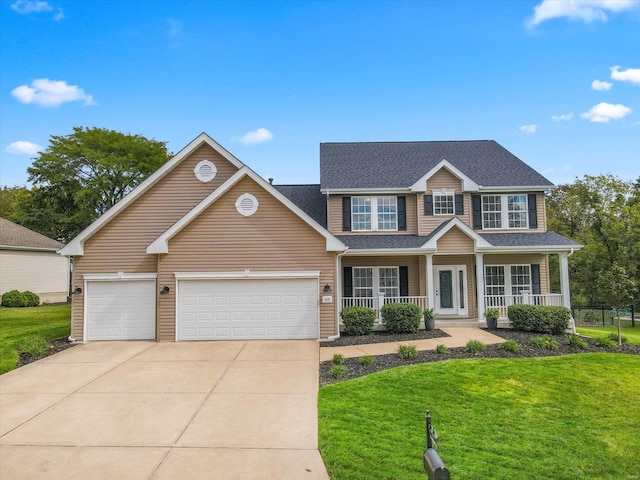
(1, 126, 637, 307)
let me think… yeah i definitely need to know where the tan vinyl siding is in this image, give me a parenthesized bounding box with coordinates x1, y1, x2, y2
(157, 176, 337, 340)
(436, 227, 475, 253)
(341, 256, 421, 296)
(327, 195, 417, 235)
(71, 144, 240, 340)
(433, 255, 477, 318)
(419, 169, 471, 235)
(484, 253, 550, 294)
(0, 250, 69, 303)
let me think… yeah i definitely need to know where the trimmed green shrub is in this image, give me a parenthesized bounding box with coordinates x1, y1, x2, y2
(435, 344, 449, 354)
(359, 355, 375, 366)
(530, 335, 560, 350)
(566, 335, 588, 350)
(464, 340, 486, 353)
(397, 344, 418, 359)
(594, 337, 617, 350)
(1, 290, 40, 307)
(329, 365, 347, 379)
(22, 291, 40, 307)
(18, 336, 50, 357)
(508, 304, 571, 335)
(381, 302, 422, 333)
(331, 353, 345, 365)
(341, 306, 376, 336)
(500, 339, 521, 352)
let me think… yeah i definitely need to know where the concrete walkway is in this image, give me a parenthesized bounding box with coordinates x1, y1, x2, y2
(320, 327, 505, 361)
(0, 340, 329, 480)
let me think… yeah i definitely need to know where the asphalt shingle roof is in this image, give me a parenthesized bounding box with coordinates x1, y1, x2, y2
(0, 217, 63, 250)
(274, 184, 327, 227)
(336, 235, 429, 250)
(479, 232, 581, 248)
(320, 140, 554, 190)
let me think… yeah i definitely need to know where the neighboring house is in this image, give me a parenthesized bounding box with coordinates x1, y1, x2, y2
(0, 217, 69, 304)
(60, 133, 581, 342)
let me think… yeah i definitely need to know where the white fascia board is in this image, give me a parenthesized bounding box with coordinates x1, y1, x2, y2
(477, 245, 583, 254)
(319, 188, 411, 195)
(422, 217, 491, 250)
(342, 248, 436, 256)
(60, 132, 245, 257)
(174, 270, 321, 280)
(478, 185, 553, 193)
(147, 166, 346, 254)
(83, 273, 157, 281)
(410, 159, 480, 193)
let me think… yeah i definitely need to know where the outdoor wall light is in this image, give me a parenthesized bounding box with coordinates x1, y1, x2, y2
(160, 285, 170, 295)
(323, 284, 332, 293)
(71, 287, 82, 295)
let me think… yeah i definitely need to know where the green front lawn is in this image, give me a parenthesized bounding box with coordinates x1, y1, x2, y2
(319, 354, 640, 480)
(576, 326, 640, 345)
(0, 304, 71, 374)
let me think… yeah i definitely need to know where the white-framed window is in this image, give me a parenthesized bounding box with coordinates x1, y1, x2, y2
(484, 265, 532, 296)
(434, 192, 455, 215)
(353, 267, 373, 297)
(482, 194, 528, 229)
(352, 197, 397, 231)
(352, 266, 400, 297)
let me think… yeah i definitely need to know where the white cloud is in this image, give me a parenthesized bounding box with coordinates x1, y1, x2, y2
(610, 66, 640, 85)
(581, 102, 632, 122)
(235, 128, 274, 144)
(591, 79, 612, 91)
(6, 140, 43, 155)
(53, 7, 64, 21)
(551, 112, 574, 121)
(519, 124, 538, 134)
(527, 0, 637, 27)
(11, 79, 96, 107)
(10, 0, 52, 14)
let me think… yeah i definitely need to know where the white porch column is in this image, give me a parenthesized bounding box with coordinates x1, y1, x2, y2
(475, 253, 485, 322)
(426, 254, 435, 310)
(559, 252, 571, 309)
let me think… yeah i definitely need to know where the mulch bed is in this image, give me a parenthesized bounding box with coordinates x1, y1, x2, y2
(321, 328, 449, 347)
(16, 338, 78, 369)
(319, 329, 640, 385)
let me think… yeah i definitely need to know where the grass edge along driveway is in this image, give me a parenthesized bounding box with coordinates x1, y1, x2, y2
(0, 304, 71, 374)
(319, 354, 640, 480)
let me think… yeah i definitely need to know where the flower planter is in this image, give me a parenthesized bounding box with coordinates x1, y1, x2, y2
(486, 316, 498, 330)
(425, 317, 436, 331)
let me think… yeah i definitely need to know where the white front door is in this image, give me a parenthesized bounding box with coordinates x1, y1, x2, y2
(434, 265, 468, 316)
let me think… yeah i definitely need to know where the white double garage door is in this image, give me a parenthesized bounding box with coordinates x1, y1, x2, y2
(85, 277, 319, 341)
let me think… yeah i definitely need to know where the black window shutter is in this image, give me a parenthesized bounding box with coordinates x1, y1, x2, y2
(472, 195, 482, 229)
(343, 267, 353, 297)
(455, 194, 464, 215)
(342, 197, 351, 231)
(528, 193, 538, 229)
(531, 264, 541, 295)
(397, 196, 406, 231)
(424, 195, 434, 215)
(399, 266, 409, 297)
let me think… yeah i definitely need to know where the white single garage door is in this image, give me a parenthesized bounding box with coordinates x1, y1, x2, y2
(86, 280, 156, 340)
(178, 278, 318, 340)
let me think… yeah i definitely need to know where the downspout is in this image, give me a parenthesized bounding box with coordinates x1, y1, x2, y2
(326, 246, 349, 341)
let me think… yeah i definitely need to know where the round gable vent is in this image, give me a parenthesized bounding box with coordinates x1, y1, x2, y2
(235, 193, 259, 217)
(194, 160, 217, 183)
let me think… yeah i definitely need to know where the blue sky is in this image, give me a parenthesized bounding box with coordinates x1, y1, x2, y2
(1, 0, 639, 188)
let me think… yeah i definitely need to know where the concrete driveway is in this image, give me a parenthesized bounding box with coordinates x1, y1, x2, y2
(0, 340, 329, 480)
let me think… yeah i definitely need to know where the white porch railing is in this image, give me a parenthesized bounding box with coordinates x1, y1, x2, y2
(341, 296, 428, 323)
(484, 293, 564, 319)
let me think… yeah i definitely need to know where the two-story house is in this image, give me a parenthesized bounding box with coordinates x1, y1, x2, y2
(60, 133, 580, 342)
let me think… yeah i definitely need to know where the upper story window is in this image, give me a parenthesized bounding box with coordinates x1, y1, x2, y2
(433, 192, 455, 215)
(482, 194, 528, 229)
(352, 196, 397, 231)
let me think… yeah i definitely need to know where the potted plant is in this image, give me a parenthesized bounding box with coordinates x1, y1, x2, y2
(423, 308, 436, 331)
(484, 308, 500, 330)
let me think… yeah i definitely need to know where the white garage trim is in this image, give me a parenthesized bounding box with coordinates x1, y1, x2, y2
(83, 274, 157, 341)
(175, 271, 320, 341)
